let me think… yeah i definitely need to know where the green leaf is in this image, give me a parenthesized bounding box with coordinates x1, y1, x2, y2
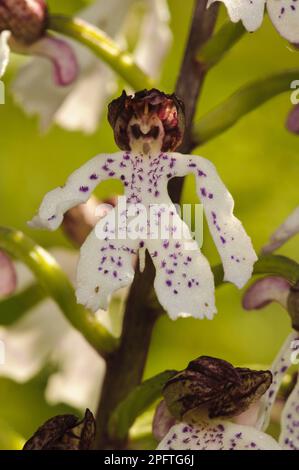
(49, 15, 154, 91)
(193, 69, 299, 146)
(0, 227, 118, 355)
(0, 419, 25, 450)
(212, 254, 299, 287)
(197, 21, 245, 69)
(0, 283, 45, 326)
(108, 370, 177, 441)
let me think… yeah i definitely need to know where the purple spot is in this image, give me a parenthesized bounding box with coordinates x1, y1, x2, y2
(79, 186, 89, 193)
(166, 280, 172, 287)
(220, 236, 226, 244)
(89, 173, 98, 180)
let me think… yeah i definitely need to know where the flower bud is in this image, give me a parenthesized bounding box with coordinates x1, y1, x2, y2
(23, 409, 96, 450)
(162, 356, 272, 423)
(0, 0, 48, 44)
(108, 89, 185, 152)
(286, 104, 299, 135)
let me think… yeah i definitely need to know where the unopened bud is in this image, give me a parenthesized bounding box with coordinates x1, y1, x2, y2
(163, 356, 272, 423)
(23, 409, 96, 450)
(0, 0, 48, 44)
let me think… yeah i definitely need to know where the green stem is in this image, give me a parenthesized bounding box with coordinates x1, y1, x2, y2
(48, 15, 154, 90)
(0, 283, 45, 325)
(212, 254, 299, 287)
(192, 69, 299, 147)
(0, 227, 118, 355)
(197, 21, 245, 69)
(108, 370, 177, 442)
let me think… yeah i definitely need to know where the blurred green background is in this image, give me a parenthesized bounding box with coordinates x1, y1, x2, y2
(0, 0, 298, 448)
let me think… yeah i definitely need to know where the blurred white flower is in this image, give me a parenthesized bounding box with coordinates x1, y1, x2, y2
(208, 0, 299, 43)
(0, 249, 108, 412)
(12, 0, 172, 134)
(262, 206, 299, 254)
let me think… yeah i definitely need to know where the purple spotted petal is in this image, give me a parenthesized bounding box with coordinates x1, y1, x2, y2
(267, 0, 299, 43)
(169, 152, 257, 291)
(262, 206, 299, 254)
(286, 104, 299, 135)
(242, 276, 291, 311)
(153, 400, 177, 442)
(11, 34, 78, 86)
(280, 370, 299, 449)
(207, 0, 266, 32)
(256, 331, 299, 431)
(157, 420, 281, 450)
(0, 250, 17, 296)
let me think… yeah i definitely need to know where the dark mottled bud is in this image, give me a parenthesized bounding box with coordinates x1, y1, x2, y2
(23, 409, 96, 450)
(287, 281, 299, 331)
(163, 356, 272, 423)
(0, 0, 48, 44)
(108, 88, 185, 152)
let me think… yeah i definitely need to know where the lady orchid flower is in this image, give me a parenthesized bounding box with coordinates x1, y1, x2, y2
(29, 89, 257, 320)
(0, 0, 78, 85)
(155, 356, 284, 450)
(12, 0, 172, 133)
(208, 0, 299, 43)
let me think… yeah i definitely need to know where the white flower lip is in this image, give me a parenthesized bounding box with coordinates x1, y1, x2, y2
(29, 145, 257, 321)
(208, 0, 299, 43)
(157, 420, 281, 450)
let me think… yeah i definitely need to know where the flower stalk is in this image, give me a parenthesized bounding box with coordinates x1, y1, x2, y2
(48, 15, 154, 91)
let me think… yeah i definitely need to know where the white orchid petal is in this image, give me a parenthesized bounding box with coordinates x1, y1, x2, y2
(256, 331, 299, 431)
(0, 30, 11, 78)
(157, 420, 281, 450)
(267, 0, 299, 43)
(0, 251, 16, 297)
(279, 370, 299, 449)
(76, 221, 137, 312)
(170, 153, 257, 290)
(146, 213, 216, 320)
(54, 64, 117, 134)
(134, 0, 172, 78)
(207, 0, 266, 32)
(262, 206, 299, 254)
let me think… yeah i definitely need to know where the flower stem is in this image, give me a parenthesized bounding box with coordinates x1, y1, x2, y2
(0, 227, 118, 356)
(212, 254, 299, 286)
(48, 15, 154, 91)
(0, 283, 45, 325)
(192, 69, 299, 147)
(197, 21, 245, 69)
